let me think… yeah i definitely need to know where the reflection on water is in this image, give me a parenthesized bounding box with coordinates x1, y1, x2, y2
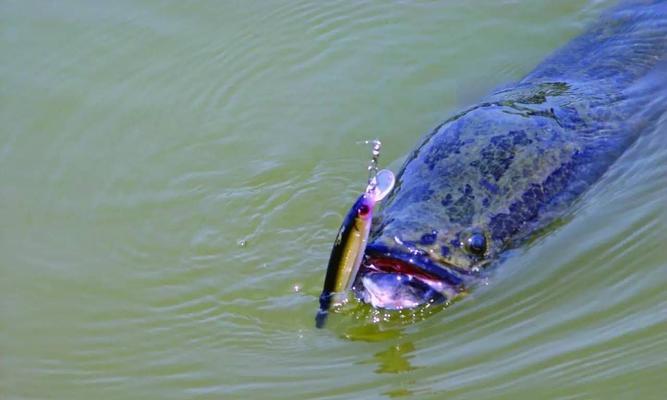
(343, 318, 403, 342)
(2, 1, 666, 399)
(369, 342, 418, 375)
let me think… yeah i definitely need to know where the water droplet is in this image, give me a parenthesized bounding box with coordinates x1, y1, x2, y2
(237, 239, 247, 248)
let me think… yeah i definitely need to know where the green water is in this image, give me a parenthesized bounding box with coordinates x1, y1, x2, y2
(2, 1, 666, 399)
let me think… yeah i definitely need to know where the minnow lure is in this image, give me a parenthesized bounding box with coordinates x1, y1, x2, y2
(315, 141, 395, 328)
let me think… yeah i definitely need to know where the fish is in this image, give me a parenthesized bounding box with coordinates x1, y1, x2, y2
(318, 0, 667, 320)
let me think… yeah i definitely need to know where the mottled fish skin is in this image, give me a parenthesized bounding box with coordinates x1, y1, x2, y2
(363, 0, 667, 299)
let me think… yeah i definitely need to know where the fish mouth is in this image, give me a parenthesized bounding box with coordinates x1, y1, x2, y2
(356, 243, 469, 309)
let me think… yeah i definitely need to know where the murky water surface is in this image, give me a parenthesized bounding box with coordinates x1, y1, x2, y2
(2, 1, 666, 399)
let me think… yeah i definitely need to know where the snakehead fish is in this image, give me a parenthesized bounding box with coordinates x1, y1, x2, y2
(327, 0, 667, 314)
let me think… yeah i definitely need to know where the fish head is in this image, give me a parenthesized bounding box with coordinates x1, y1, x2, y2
(357, 216, 493, 309)
(350, 179, 503, 310)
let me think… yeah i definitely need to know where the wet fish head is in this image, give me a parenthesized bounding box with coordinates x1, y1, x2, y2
(358, 88, 579, 308)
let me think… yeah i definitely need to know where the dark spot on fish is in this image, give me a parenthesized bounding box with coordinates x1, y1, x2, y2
(479, 135, 516, 181)
(542, 161, 574, 198)
(440, 246, 450, 257)
(490, 134, 510, 149)
(480, 178, 499, 194)
(420, 231, 438, 245)
(520, 184, 544, 218)
(475, 130, 533, 183)
(510, 130, 532, 146)
(446, 184, 476, 225)
(489, 212, 521, 242)
(490, 159, 578, 242)
(509, 200, 533, 221)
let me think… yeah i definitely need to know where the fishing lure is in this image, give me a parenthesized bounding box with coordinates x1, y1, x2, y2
(316, 140, 395, 328)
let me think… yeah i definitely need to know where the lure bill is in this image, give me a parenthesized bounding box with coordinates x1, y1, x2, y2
(316, 169, 395, 328)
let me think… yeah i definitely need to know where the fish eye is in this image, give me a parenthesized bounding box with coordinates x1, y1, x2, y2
(357, 204, 370, 217)
(466, 233, 486, 256)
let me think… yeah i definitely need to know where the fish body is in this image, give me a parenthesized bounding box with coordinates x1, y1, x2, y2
(356, 0, 667, 309)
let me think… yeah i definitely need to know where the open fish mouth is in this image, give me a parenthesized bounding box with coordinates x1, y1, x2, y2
(355, 244, 469, 309)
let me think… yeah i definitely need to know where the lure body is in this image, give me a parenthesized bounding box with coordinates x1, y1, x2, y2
(316, 194, 375, 328)
(316, 170, 395, 328)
